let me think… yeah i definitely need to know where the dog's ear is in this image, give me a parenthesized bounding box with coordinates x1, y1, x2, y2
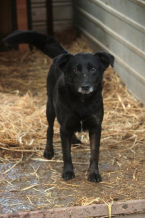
(94, 51, 115, 70)
(53, 53, 73, 72)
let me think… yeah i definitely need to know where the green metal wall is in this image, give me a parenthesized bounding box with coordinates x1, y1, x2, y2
(73, 0, 145, 103)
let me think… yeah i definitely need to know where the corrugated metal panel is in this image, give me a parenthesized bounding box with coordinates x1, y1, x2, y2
(73, 0, 145, 103)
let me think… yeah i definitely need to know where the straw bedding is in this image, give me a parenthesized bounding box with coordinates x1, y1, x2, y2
(0, 29, 145, 213)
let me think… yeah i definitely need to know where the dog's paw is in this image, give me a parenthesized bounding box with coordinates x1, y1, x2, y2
(62, 170, 75, 181)
(43, 149, 54, 160)
(87, 172, 102, 183)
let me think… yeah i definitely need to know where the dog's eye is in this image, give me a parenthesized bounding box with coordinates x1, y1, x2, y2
(73, 67, 79, 73)
(91, 67, 96, 72)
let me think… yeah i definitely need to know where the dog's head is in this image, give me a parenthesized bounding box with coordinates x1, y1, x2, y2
(53, 51, 114, 94)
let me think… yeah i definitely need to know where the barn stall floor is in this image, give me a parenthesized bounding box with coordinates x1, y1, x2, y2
(0, 30, 145, 214)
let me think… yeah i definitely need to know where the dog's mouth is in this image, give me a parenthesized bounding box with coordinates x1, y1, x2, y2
(78, 87, 93, 94)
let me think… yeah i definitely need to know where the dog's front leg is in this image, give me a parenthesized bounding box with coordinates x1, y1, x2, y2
(88, 127, 102, 182)
(60, 128, 75, 181)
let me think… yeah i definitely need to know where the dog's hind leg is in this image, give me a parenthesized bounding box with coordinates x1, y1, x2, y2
(43, 98, 55, 159)
(72, 134, 82, 145)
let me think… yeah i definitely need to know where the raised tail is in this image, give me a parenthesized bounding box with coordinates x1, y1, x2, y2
(3, 30, 68, 59)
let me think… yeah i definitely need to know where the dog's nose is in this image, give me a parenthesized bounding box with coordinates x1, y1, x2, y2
(81, 84, 90, 91)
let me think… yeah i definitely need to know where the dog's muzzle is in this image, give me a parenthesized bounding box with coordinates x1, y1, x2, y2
(78, 84, 93, 94)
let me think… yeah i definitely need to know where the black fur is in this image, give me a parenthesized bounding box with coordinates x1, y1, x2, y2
(4, 30, 115, 182)
(3, 30, 67, 58)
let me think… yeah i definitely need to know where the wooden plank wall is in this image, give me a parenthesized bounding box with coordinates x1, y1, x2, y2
(31, 0, 47, 34)
(31, 0, 73, 34)
(52, 0, 73, 32)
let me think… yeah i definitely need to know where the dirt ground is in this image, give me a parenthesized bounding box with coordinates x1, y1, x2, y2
(0, 31, 145, 214)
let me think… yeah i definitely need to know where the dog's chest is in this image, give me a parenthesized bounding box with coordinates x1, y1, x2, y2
(74, 101, 95, 118)
(72, 100, 102, 131)
(63, 112, 101, 133)
(79, 115, 100, 132)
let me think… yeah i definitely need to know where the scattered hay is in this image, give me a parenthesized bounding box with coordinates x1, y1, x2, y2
(0, 29, 145, 214)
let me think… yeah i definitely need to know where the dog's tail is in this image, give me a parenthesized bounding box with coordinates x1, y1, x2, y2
(3, 30, 68, 59)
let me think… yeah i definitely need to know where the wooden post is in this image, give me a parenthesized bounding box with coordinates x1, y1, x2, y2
(16, 0, 28, 51)
(46, 0, 53, 36)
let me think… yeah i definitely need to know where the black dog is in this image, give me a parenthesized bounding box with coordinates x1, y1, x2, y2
(4, 31, 114, 182)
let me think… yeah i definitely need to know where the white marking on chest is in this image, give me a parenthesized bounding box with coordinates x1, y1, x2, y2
(80, 121, 83, 131)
